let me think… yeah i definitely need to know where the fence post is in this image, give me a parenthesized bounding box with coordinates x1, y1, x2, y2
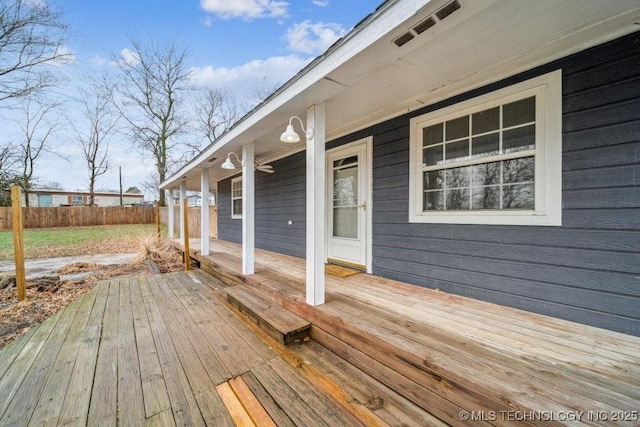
(155, 202, 161, 239)
(11, 186, 27, 301)
(183, 198, 191, 271)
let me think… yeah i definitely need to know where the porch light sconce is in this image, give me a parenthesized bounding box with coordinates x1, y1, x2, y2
(280, 116, 313, 143)
(221, 152, 244, 170)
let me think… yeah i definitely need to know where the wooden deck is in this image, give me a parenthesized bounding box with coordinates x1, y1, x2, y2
(186, 238, 640, 427)
(0, 270, 444, 426)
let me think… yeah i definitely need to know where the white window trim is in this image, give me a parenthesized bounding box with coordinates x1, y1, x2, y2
(409, 70, 562, 226)
(231, 176, 242, 219)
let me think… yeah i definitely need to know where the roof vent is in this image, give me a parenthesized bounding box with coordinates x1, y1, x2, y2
(436, 0, 461, 21)
(393, 31, 415, 47)
(413, 17, 436, 34)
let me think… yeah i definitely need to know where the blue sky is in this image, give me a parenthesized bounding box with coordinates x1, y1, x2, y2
(10, 0, 382, 196)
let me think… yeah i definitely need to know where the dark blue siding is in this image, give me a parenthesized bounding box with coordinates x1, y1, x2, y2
(218, 152, 307, 258)
(217, 175, 242, 244)
(217, 32, 640, 336)
(362, 31, 640, 336)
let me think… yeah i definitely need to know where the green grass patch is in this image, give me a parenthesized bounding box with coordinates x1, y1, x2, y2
(0, 224, 159, 261)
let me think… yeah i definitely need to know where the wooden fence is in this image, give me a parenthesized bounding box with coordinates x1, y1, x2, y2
(159, 206, 218, 239)
(0, 206, 155, 230)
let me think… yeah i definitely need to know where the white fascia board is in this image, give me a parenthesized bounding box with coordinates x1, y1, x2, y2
(160, 0, 432, 190)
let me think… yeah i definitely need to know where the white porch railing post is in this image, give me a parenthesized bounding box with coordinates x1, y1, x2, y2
(180, 182, 187, 242)
(306, 103, 326, 306)
(201, 168, 210, 256)
(242, 143, 255, 275)
(167, 188, 175, 239)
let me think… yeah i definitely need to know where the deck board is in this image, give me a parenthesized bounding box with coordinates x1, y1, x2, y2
(2, 295, 86, 426)
(129, 276, 171, 419)
(6, 250, 626, 426)
(28, 290, 97, 426)
(2, 270, 415, 426)
(57, 281, 109, 426)
(87, 280, 120, 426)
(187, 238, 640, 427)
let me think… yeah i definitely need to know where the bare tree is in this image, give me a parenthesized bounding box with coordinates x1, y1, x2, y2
(14, 96, 61, 206)
(0, 0, 69, 103)
(72, 79, 119, 206)
(194, 88, 240, 150)
(250, 76, 280, 105)
(112, 38, 191, 206)
(0, 141, 19, 205)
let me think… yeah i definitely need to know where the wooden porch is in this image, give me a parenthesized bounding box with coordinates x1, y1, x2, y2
(0, 271, 442, 426)
(184, 238, 640, 426)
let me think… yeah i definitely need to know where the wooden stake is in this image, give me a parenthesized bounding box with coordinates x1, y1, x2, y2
(155, 201, 161, 239)
(11, 186, 26, 301)
(183, 198, 191, 271)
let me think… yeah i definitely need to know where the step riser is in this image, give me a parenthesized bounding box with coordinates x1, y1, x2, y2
(226, 292, 310, 346)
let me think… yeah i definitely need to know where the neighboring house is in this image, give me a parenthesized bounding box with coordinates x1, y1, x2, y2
(161, 1, 640, 336)
(24, 189, 144, 207)
(173, 194, 216, 206)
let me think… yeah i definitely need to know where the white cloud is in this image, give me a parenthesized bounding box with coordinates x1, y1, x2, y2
(190, 54, 310, 98)
(312, 0, 328, 6)
(201, 17, 212, 27)
(199, 0, 288, 20)
(89, 54, 108, 67)
(118, 48, 140, 66)
(284, 21, 346, 55)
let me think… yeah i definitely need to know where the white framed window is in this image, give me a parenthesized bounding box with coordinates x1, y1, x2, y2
(71, 195, 83, 206)
(409, 70, 562, 226)
(231, 176, 242, 219)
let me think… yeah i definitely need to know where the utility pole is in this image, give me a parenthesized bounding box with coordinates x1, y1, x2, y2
(119, 166, 123, 206)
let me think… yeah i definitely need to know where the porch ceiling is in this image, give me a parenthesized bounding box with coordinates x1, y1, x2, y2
(164, 0, 640, 191)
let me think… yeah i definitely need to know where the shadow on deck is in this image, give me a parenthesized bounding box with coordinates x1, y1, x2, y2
(182, 238, 640, 427)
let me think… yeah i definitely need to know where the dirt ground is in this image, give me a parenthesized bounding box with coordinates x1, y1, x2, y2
(0, 237, 185, 350)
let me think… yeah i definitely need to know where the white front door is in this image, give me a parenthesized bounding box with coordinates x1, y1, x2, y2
(327, 141, 368, 269)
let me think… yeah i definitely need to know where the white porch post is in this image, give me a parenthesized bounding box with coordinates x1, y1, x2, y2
(179, 182, 187, 242)
(200, 168, 210, 256)
(242, 143, 255, 275)
(167, 188, 175, 239)
(306, 103, 325, 306)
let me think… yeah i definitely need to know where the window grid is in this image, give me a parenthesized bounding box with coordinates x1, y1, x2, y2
(231, 177, 242, 219)
(421, 96, 536, 212)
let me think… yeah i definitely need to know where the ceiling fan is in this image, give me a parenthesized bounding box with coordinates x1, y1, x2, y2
(255, 162, 275, 174)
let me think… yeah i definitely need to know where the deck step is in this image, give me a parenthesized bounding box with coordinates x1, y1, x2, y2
(225, 286, 311, 346)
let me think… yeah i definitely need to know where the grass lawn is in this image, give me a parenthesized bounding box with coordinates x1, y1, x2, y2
(0, 224, 160, 261)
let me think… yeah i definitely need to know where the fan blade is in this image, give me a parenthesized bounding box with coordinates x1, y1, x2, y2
(256, 164, 275, 173)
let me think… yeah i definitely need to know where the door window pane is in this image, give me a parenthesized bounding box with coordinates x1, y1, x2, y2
(333, 166, 358, 206)
(333, 207, 357, 238)
(333, 155, 359, 239)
